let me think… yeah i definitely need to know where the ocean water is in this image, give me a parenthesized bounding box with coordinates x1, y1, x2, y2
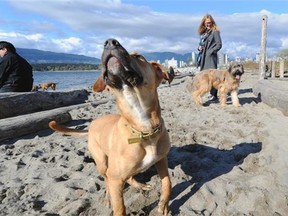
(33, 70, 101, 91)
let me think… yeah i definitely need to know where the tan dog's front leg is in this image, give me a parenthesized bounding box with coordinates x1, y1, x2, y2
(154, 157, 171, 215)
(103, 177, 111, 208)
(231, 90, 241, 107)
(107, 178, 126, 216)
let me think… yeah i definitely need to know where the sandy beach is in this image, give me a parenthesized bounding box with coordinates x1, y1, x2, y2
(1, 71, 288, 216)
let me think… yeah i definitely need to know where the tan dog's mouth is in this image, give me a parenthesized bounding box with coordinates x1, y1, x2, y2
(102, 39, 143, 89)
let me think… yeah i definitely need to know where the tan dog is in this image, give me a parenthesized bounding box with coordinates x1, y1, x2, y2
(49, 39, 172, 215)
(31, 85, 39, 91)
(167, 66, 175, 85)
(39, 82, 56, 91)
(187, 63, 244, 107)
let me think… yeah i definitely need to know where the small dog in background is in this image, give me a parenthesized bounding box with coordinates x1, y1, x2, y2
(167, 66, 175, 85)
(161, 66, 175, 86)
(31, 85, 39, 91)
(38, 82, 57, 91)
(187, 63, 244, 107)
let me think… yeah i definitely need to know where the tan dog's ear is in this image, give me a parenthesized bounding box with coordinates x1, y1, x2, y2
(93, 76, 106, 92)
(150, 62, 175, 84)
(151, 62, 169, 80)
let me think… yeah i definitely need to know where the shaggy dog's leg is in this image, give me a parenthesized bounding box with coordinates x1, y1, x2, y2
(219, 85, 227, 106)
(231, 90, 241, 107)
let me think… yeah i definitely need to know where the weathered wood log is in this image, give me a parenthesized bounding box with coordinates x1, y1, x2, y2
(0, 90, 90, 119)
(0, 100, 109, 142)
(0, 109, 72, 142)
(253, 80, 288, 116)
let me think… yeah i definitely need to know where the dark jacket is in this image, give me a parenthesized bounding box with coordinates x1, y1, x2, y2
(0, 52, 33, 92)
(199, 30, 222, 71)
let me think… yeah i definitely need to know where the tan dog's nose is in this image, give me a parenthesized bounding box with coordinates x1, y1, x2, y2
(104, 38, 121, 49)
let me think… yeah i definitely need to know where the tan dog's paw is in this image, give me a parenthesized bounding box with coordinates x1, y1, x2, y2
(157, 200, 170, 216)
(141, 184, 152, 191)
(127, 177, 151, 190)
(233, 103, 241, 107)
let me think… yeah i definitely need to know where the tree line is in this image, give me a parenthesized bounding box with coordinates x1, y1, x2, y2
(278, 49, 288, 60)
(32, 63, 101, 71)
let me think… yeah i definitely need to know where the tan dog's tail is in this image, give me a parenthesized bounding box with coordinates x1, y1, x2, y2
(49, 121, 88, 136)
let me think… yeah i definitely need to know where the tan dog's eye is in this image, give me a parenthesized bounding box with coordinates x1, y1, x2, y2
(137, 55, 147, 62)
(130, 52, 147, 62)
(133, 54, 147, 62)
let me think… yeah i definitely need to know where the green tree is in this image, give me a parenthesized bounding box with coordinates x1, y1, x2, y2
(32, 63, 101, 71)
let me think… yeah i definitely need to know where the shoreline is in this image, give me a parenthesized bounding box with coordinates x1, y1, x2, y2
(33, 69, 100, 73)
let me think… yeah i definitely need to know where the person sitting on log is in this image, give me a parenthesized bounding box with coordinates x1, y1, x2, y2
(0, 41, 33, 92)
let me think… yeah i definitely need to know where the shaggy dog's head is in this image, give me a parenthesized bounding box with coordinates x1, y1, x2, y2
(229, 63, 245, 80)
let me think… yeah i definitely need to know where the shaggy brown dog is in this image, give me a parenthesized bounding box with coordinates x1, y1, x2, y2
(49, 39, 172, 216)
(187, 63, 244, 107)
(39, 82, 56, 91)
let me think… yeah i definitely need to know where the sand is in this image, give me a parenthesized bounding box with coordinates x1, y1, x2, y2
(0, 71, 288, 216)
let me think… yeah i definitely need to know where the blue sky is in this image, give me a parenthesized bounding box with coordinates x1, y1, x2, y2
(123, 0, 287, 14)
(1, 0, 288, 60)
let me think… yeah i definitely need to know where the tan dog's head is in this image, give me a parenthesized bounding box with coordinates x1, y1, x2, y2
(93, 39, 170, 93)
(31, 85, 39, 91)
(228, 63, 245, 80)
(50, 83, 56, 90)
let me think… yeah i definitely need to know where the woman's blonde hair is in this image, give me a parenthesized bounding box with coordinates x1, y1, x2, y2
(198, 14, 220, 35)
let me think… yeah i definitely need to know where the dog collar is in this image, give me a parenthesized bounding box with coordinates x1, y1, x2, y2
(125, 123, 162, 144)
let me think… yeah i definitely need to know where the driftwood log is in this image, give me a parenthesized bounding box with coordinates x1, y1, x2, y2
(0, 90, 90, 119)
(0, 100, 109, 142)
(0, 89, 110, 142)
(0, 108, 72, 142)
(253, 79, 288, 116)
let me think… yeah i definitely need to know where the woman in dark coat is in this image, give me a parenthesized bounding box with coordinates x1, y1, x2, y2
(197, 14, 222, 101)
(0, 41, 33, 92)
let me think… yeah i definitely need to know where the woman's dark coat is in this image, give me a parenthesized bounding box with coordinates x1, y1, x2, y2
(199, 30, 222, 71)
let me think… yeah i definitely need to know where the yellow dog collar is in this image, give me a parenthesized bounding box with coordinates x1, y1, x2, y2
(125, 123, 162, 144)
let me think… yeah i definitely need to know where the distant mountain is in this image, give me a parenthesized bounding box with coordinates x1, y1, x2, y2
(17, 48, 101, 64)
(16, 48, 191, 65)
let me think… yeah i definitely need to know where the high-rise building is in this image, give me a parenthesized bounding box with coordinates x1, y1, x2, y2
(218, 52, 228, 66)
(192, 52, 197, 65)
(166, 57, 178, 68)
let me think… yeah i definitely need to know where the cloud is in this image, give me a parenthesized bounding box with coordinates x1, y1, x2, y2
(2, 0, 288, 60)
(281, 38, 288, 48)
(52, 37, 82, 53)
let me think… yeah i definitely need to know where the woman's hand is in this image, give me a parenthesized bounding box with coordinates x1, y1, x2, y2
(198, 45, 203, 51)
